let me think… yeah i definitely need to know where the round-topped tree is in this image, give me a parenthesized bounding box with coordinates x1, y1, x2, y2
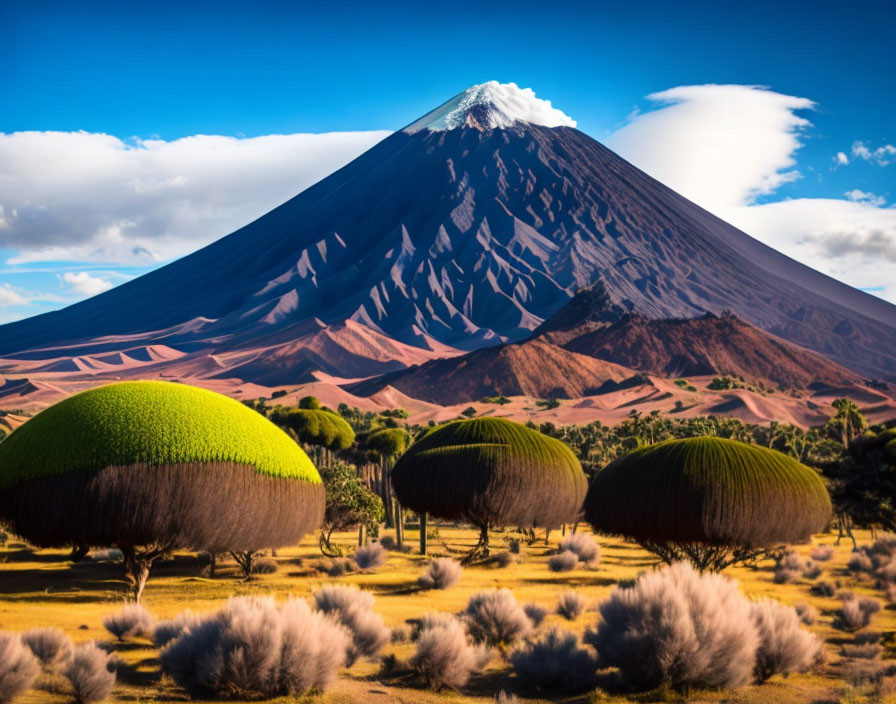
(390, 417, 587, 561)
(584, 436, 832, 571)
(0, 381, 324, 600)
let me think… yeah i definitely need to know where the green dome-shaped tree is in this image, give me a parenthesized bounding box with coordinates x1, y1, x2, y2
(0, 381, 324, 599)
(585, 437, 832, 571)
(391, 417, 587, 561)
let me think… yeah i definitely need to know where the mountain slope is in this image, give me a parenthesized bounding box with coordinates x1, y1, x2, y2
(1, 82, 894, 383)
(345, 338, 632, 404)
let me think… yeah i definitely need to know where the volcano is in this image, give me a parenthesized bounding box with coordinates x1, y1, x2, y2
(1, 81, 895, 395)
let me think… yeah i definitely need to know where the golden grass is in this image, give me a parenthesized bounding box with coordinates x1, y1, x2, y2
(2, 527, 895, 704)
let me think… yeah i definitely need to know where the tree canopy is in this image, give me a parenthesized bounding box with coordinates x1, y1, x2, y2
(585, 436, 832, 570)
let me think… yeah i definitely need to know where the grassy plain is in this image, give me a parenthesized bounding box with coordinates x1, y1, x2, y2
(1, 525, 894, 704)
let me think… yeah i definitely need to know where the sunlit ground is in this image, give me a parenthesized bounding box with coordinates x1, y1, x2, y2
(1, 525, 893, 703)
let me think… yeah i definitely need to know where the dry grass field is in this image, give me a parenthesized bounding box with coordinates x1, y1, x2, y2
(2, 525, 895, 704)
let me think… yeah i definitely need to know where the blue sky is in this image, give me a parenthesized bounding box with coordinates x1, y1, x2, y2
(1, 0, 894, 322)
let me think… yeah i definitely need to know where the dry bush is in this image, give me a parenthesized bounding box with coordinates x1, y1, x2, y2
(313, 585, 375, 614)
(410, 614, 490, 691)
(0, 632, 40, 704)
(794, 603, 819, 626)
(750, 599, 821, 682)
(523, 603, 548, 629)
(848, 551, 873, 573)
(803, 562, 822, 579)
(495, 691, 520, 704)
(547, 550, 578, 573)
(810, 544, 835, 562)
(773, 550, 808, 584)
(492, 551, 515, 568)
(352, 543, 387, 571)
(510, 628, 597, 693)
(836, 595, 881, 631)
(418, 558, 462, 590)
(508, 538, 521, 554)
(390, 626, 410, 644)
(312, 586, 388, 665)
(326, 558, 355, 577)
(558, 532, 600, 566)
(556, 591, 585, 621)
(160, 596, 348, 697)
(64, 642, 116, 704)
(251, 556, 278, 575)
(810, 580, 837, 597)
(585, 562, 760, 690)
(102, 604, 156, 641)
(153, 611, 202, 648)
(464, 589, 532, 648)
(21, 628, 72, 672)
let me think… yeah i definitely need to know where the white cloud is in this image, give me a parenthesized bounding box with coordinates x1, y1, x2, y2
(719, 199, 896, 302)
(844, 189, 886, 206)
(851, 140, 896, 166)
(835, 151, 850, 166)
(607, 84, 896, 303)
(0, 283, 27, 307)
(0, 129, 390, 265)
(60, 271, 113, 296)
(606, 84, 814, 209)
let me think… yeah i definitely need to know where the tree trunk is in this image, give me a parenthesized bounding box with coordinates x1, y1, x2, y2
(420, 512, 428, 555)
(395, 499, 404, 548)
(120, 546, 153, 602)
(358, 524, 367, 547)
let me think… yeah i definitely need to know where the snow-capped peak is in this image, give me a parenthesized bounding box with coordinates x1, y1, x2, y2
(403, 81, 577, 133)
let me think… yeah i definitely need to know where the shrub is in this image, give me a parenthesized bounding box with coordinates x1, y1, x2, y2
(390, 626, 410, 644)
(547, 550, 578, 573)
(810, 544, 835, 562)
(508, 538, 521, 554)
(559, 532, 600, 566)
(750, 599, 821, 682)
(510, 628, 598, 693)
(803, 562, 822, 579)
(326, 557, 355, 577)
(523, 603, 547, 628)
(160, 596, 348, 697)
(848, 551, 873, 573)
(493, 551, 515, 568)
(379, 535, 396, 550)
(21, 628, 72, 672)
(410, 615, 490, 691)
(0, 632, 40, 704)
(836, 595, 881, 631)
(794, 603, 819, 626)
(464, 589, 532, 648)
(556, 591, 585, 621)
(810, 580, 837, 597)
(153, 611, 202, 648)
(773, 550, 807, 584)
(102, 604, 156, 641)
(418, 558, 462, 590)
(585, 562, 759, 690)
(251, 556, 278, 575)
(312, 586, 388, 665)
(352, 543, 387, 571)
(64, 642, 116, 704)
